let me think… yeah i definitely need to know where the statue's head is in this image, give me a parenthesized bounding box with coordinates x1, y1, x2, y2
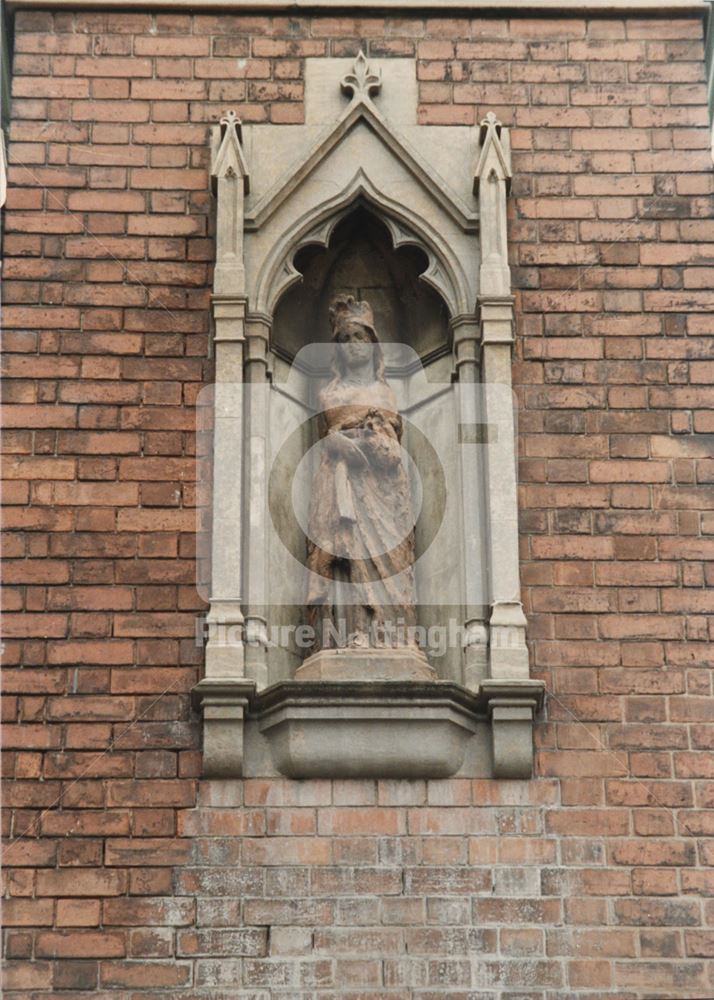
(329, 294, 384, 380)
(329, 295, 378, 340)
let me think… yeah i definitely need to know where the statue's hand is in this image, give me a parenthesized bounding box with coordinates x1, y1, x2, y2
(325, 431, 367, 468)
(360, 418, 401, 469)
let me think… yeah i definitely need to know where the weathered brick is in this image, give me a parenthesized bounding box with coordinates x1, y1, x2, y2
(36, 930, 125, 958)
(36, 869, 127, 897)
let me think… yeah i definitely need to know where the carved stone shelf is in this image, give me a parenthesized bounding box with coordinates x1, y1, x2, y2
(257, 681, 479, 779)
(192, 677, 545, 779)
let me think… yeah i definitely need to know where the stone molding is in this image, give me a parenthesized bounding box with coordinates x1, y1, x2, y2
(192, 677, 545, 778)
(7, 0, 707, 10)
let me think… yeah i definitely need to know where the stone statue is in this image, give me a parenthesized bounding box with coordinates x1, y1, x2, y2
(301, 294, 432, 679)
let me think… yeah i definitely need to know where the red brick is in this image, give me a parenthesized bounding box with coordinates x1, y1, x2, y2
(2, 961, 54, 990)
(545, 809, 629, 837)
(36, 930, 125, 958)
(106, 780, 196, 807)
(36, 869, 127, 897)
(610, 840, 696, 867)
(243, 837, 332, 866)
(317, 807, 405, 836)
(56, 898, 101, 927)
(104, 837, 192, 866)
(539, 751, 628, 778)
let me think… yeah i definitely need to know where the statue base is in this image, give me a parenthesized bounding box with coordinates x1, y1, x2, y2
(190, 677, 544, 779)
(256, 680, 478, 779)
(295, 646, 437, 683)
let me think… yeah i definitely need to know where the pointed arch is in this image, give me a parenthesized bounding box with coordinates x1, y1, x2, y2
(252, 170, 472, 318)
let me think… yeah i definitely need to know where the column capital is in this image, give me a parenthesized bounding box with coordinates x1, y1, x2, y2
(449, 312, 480, 337)
(213, 296, 248, 343)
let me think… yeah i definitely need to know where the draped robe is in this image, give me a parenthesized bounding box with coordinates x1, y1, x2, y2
(305, 377, 419, 654)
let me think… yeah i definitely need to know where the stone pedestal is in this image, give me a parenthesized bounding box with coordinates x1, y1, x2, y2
(295, 647, 436, 683)
(256, 680, 479, 779)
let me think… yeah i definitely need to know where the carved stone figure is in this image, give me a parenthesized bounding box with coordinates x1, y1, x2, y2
(302, 295, 428, 673)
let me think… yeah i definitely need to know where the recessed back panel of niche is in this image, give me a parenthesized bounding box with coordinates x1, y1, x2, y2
(272, 208, 449, 363)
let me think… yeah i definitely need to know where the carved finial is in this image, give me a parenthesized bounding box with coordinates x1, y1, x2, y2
(340, 50, 382, 101)
(220, 108, 242, 140)
(211, 108, 249, 193)
(474, 110, 511, 194)
(479, 110, 502, 144)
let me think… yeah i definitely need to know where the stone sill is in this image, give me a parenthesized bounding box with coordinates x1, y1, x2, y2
(192, 676, 545, 781)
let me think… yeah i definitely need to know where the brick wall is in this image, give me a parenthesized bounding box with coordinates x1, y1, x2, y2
(3, 9, 713, 997)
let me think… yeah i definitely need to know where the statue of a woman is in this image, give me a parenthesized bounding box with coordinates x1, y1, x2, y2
(302, 294, 429, 673)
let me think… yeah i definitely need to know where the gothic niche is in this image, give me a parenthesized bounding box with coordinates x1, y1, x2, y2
(192, 52, 544, 781)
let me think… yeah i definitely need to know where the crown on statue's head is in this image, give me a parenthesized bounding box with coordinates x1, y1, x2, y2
(329, 294, 377, 339)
